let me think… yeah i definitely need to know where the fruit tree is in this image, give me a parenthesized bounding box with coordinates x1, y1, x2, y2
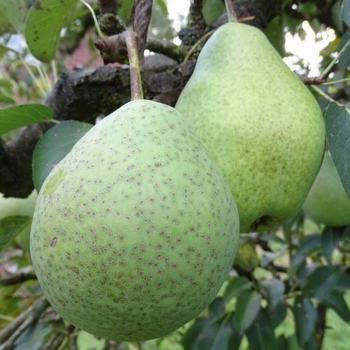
(0, 0, 349, 349)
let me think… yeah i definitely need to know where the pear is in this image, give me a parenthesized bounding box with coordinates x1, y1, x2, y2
(30, 99, 239, 341)
(303, 152, 350, 227)
(175, 22, 325, 233)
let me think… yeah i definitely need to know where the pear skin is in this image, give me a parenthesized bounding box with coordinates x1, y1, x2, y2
(30, 99, 239, 341)
(175, 22, 325, 233)
(303, 152, 350, 227)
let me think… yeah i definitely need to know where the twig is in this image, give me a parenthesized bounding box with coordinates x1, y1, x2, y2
(146, 37, 188, 62)
(80, 0, 105, 39)
(188, 0, 206, 32)
(40, 324, 76, 350)
(180, 27, 217, 86)
(124, 30, 143, 100)
(94, 34, 128, 64)
(0, 296, 49, 348)
(319, 38, 350, 79)
(310, 85, 340, 105)
(131, 0, 153, 65)
(224, 0, 238, 22)
(302, 78, 327, 85)
(0, 122, 53, 198)
(315, 303, 327, 350)
(1, 272, 37, 286)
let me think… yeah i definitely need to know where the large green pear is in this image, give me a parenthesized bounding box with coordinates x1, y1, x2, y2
(303, 152, 350, 227)
(175, 22, 325, 233)
(30, 99, 239, 341)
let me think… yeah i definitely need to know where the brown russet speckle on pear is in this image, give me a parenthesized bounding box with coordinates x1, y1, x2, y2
(30, 99, 239, 342)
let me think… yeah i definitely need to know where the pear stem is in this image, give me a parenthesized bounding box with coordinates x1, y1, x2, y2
(319, 39, 350, 80)
(224, 0, 238, 22)
(124, 29, 144, 100)
(310, 85, 339, 105)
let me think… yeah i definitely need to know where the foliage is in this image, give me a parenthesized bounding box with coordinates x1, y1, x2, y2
(0, 0, 350, 349)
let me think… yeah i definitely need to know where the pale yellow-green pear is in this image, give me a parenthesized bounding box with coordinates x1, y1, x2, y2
(30, 99, 239, 341)
(175, 22, 325, 233)
(303, 152, 350, 227)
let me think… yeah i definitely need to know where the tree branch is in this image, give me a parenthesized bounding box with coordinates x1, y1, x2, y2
(0, 59, 192, 199)
(1, 272, 37, 286)
(0, 123, 53, 198)
(315, 303, 327, 350)
(0, 296, 49, 348)
(131, 0, 153, 65)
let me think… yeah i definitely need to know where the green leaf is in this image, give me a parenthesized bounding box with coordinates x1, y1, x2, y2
(208, 297, 226, 320)
(24, 0, 79, 62)
(197, 319, 237, 350)
(234, 289, 261, 333)
(233, 239, 259, 271)
(321, 226, 344, 263)
(0, 216, 32, 252)
(337, 29, 350, 70)
(245, 307, 277, 350)
(282, 209, 304, 242)
(333, 260, 350, 291)
(286, 334, 303, 350)
(182, 298, 237, 350)
(0, 104, 53, 135)
(325, 102, 350, 198)
(303, 265, 343, 301)
(203, 0, 225, 25)
(155, 0, 168, 14)
(296, 262, 318, 288)
(341, 0, 350, 27)
(118, 0, 133, 21)
(338, 226, 350, 264)
(259, 278, 285, 309)
(223, 276, 252, 302)
(275, 336, 289, 350)
(14, 321, 51, 349)
(269, 301, 288, 329)
(0, 44, 12, 59)
(32, 120, 93, 192)
(227, 315, 243, 350)
(181, 318, 210, 350)
(0, 78, 15, 103)
(264, 16, 285, 56)
(289, 234, 321, 276)
(293, 296, 317, 346)
(322, 290, 350, 322)
(260, 232, 286, 245)
(260, 251, 276, 267)
(297, 2, 318, 16)
(182, 314, 243, 350)
(0, 0, 27, 34)
(282, 13, 303, 35)
(303, 336, 317, 350)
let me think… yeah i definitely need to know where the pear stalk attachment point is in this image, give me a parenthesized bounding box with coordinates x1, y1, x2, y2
(224, 0, 238, 22)
(124, 29, 144, 100)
